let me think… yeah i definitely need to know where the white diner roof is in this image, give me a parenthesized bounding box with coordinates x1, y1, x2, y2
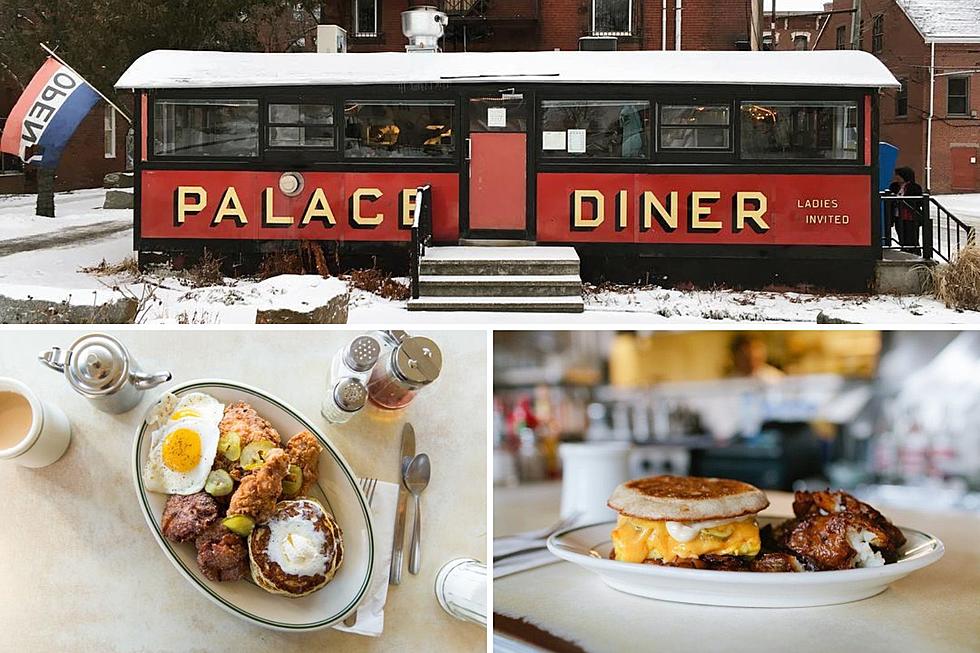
(116, 49, 899, 90)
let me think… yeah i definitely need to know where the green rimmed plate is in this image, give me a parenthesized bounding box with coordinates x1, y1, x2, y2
(133, 379, 375, 631)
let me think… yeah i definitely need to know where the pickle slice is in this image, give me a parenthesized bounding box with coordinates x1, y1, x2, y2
(240, 439, 276, 471)
(217, 431, 241, 462)
(282, 464, 303, 496)
(204, 469, 233, 497)
(222, 514, 255, 537)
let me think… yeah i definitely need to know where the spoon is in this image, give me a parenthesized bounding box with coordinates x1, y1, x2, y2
(404, 452, 431, 575)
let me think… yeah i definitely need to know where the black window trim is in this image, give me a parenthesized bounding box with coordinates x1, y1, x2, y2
(149, 95, 262, 162)
(657, 102, 735, 154)
(737, 99, 862, 163)
(342, 98, 459, 162)
(947, 76, 970, 116)
(265, 99, 338, 151)
(895, 78, 909, 118)
(537, 97, 653, 163)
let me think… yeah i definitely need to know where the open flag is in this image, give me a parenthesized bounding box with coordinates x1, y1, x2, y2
(0, 57, 100, 168)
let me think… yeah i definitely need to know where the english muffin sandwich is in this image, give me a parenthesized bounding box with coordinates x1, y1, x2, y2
(248, 498, 344, 597)
(607, 475, 769, 566)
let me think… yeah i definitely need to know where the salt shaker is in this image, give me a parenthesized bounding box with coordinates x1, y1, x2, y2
(435, 558, 487, 627)
(321, 377, 368, 424)
(330, 335, 381, 383)
(366, 336, 442, 410)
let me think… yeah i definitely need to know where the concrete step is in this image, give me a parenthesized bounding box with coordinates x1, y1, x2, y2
(418, 274, 582, 297)
(420, 246, 580, 276)
(407, 296, 585, 313)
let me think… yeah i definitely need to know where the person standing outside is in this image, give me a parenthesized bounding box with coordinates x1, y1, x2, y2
(894, 166, 924, 255)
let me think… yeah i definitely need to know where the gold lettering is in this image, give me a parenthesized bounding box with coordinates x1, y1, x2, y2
(352, 188, 383, 226)
(262, 188, 293, 226)
(301, 188, 336, 226)
(641, 191, 678, 231)
(400, 188, 418, 228)
(573, 190, 604, 228)
(690, 191, 721, 230)
(736, 191, 770, 232)
(176, 186, 206, 224)
(616, 190, 628, 230)
(212, 186, 247, 226)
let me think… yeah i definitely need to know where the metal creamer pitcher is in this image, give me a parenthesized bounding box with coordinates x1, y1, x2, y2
(38, 333, 171, 414)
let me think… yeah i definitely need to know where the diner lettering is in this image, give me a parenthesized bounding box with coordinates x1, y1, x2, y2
(571, 189, 772, 233)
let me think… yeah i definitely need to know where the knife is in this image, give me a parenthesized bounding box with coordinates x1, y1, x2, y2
(389, 422, 415, 585)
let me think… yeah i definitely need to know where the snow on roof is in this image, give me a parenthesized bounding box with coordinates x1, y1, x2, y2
(115, 49, 899, 90)
(896, 0, 980, 43)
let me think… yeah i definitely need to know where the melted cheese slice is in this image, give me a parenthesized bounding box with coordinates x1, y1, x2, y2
(611, 514, 762, 563)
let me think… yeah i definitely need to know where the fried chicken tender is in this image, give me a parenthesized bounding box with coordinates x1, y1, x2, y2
(285, 430, 322, 497)
(227, 448, 289, 524)
(219, 401, 282, 450)
(778, 490, 907, 571)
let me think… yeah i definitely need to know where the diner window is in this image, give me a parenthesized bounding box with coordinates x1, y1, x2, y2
(740, 101, 859, 160)
(540, 100, 650, 159)
(872, 15, 884, 54)
(836, 25, 847, 50)
(354, 0, 379, 37)
(153, 99, 258, 157)
(948, 77, 970, 116)
(659, 105, 731, 151)
(896, 79, 909, 117)
(793, 34, 808, 51)
(344, 101, 454, 158)
(268, 103, 335, 148)
(592, 0, 632, 36)
(762, 34, 775, 50)
(104, 105, 116, 159)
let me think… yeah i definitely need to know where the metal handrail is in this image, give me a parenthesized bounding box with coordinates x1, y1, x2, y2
(880, 193, 975, 263)
(410, 184, 433, 300)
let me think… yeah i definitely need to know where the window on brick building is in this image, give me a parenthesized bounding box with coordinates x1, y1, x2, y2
(948, 77, 970, 116)
(794, 34, 808, 50)
(592, 0, 632, 36)
(354, 0, 379, 37)
(896, 79, 908, 117)
(836, 25, 846, 50)
(659, 105, 731, 151)
(104, 105, 116, 159)
(872, 15, 884, 54)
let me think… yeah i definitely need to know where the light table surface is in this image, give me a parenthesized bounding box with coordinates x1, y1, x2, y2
(494, 482, 980, 653)
(0, 329, 487, 652)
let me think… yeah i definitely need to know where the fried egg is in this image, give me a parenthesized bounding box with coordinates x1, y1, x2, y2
(143, 417, 221, 494)
(142, 391, 225, 495)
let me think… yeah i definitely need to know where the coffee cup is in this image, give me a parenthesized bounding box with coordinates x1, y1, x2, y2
(559, 441, 631, 523)
(0, 378, 71, 468)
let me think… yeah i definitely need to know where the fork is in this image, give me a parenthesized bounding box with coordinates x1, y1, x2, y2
(493, 511, 583, 543)
(343, 477, 378, 627)
(492, 512, 583, 563)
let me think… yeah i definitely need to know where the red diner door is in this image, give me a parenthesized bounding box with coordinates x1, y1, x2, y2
(465, 93, 528, 237)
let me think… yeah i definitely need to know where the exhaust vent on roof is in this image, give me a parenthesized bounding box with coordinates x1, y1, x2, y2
(402, 6, 448, 52)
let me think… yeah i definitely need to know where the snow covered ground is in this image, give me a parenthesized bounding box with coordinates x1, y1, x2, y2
(1, 188, 979, 324)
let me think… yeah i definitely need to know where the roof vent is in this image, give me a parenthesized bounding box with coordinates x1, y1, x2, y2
(402, 6, 447, 52)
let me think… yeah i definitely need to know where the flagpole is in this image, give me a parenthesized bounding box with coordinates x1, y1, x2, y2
(39, 42, 132, 124)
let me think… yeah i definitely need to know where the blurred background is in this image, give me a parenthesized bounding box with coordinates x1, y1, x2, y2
(493, 330, 980, 514)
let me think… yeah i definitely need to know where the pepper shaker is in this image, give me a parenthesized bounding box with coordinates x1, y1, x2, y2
(330, 334, 381, 383)
(321, 377, 368, 424)
(366, 336, 442, 410)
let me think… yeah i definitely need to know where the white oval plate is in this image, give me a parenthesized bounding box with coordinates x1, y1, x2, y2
(547, 518, 943, 608)
(133, 379, 375, 631)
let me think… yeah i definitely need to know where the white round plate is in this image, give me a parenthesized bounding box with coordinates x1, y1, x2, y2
(547, 518, 943, 608)
(133, 379, 375, 631)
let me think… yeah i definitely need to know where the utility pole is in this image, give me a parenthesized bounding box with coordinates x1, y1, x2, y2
(751, 0, 764, 50)
(851, 0, 862, 50)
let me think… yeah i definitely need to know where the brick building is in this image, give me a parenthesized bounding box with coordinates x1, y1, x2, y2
(323, 0, 755, 53)
(0, 83, 131, 194)
(814, 0, 980, 194)
(763, 6, 828, 51)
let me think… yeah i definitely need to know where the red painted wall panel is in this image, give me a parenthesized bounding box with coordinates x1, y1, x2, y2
(140, 170, 459, 242)
(536, 173, 872, 246)
(469, 132, 527, 231)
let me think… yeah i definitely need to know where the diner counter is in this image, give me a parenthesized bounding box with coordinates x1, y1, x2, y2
(0, 330, 487, 652)
(494, 482, 980, 653)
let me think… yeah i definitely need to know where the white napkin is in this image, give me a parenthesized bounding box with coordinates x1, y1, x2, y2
(334, 480, 398, 637)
